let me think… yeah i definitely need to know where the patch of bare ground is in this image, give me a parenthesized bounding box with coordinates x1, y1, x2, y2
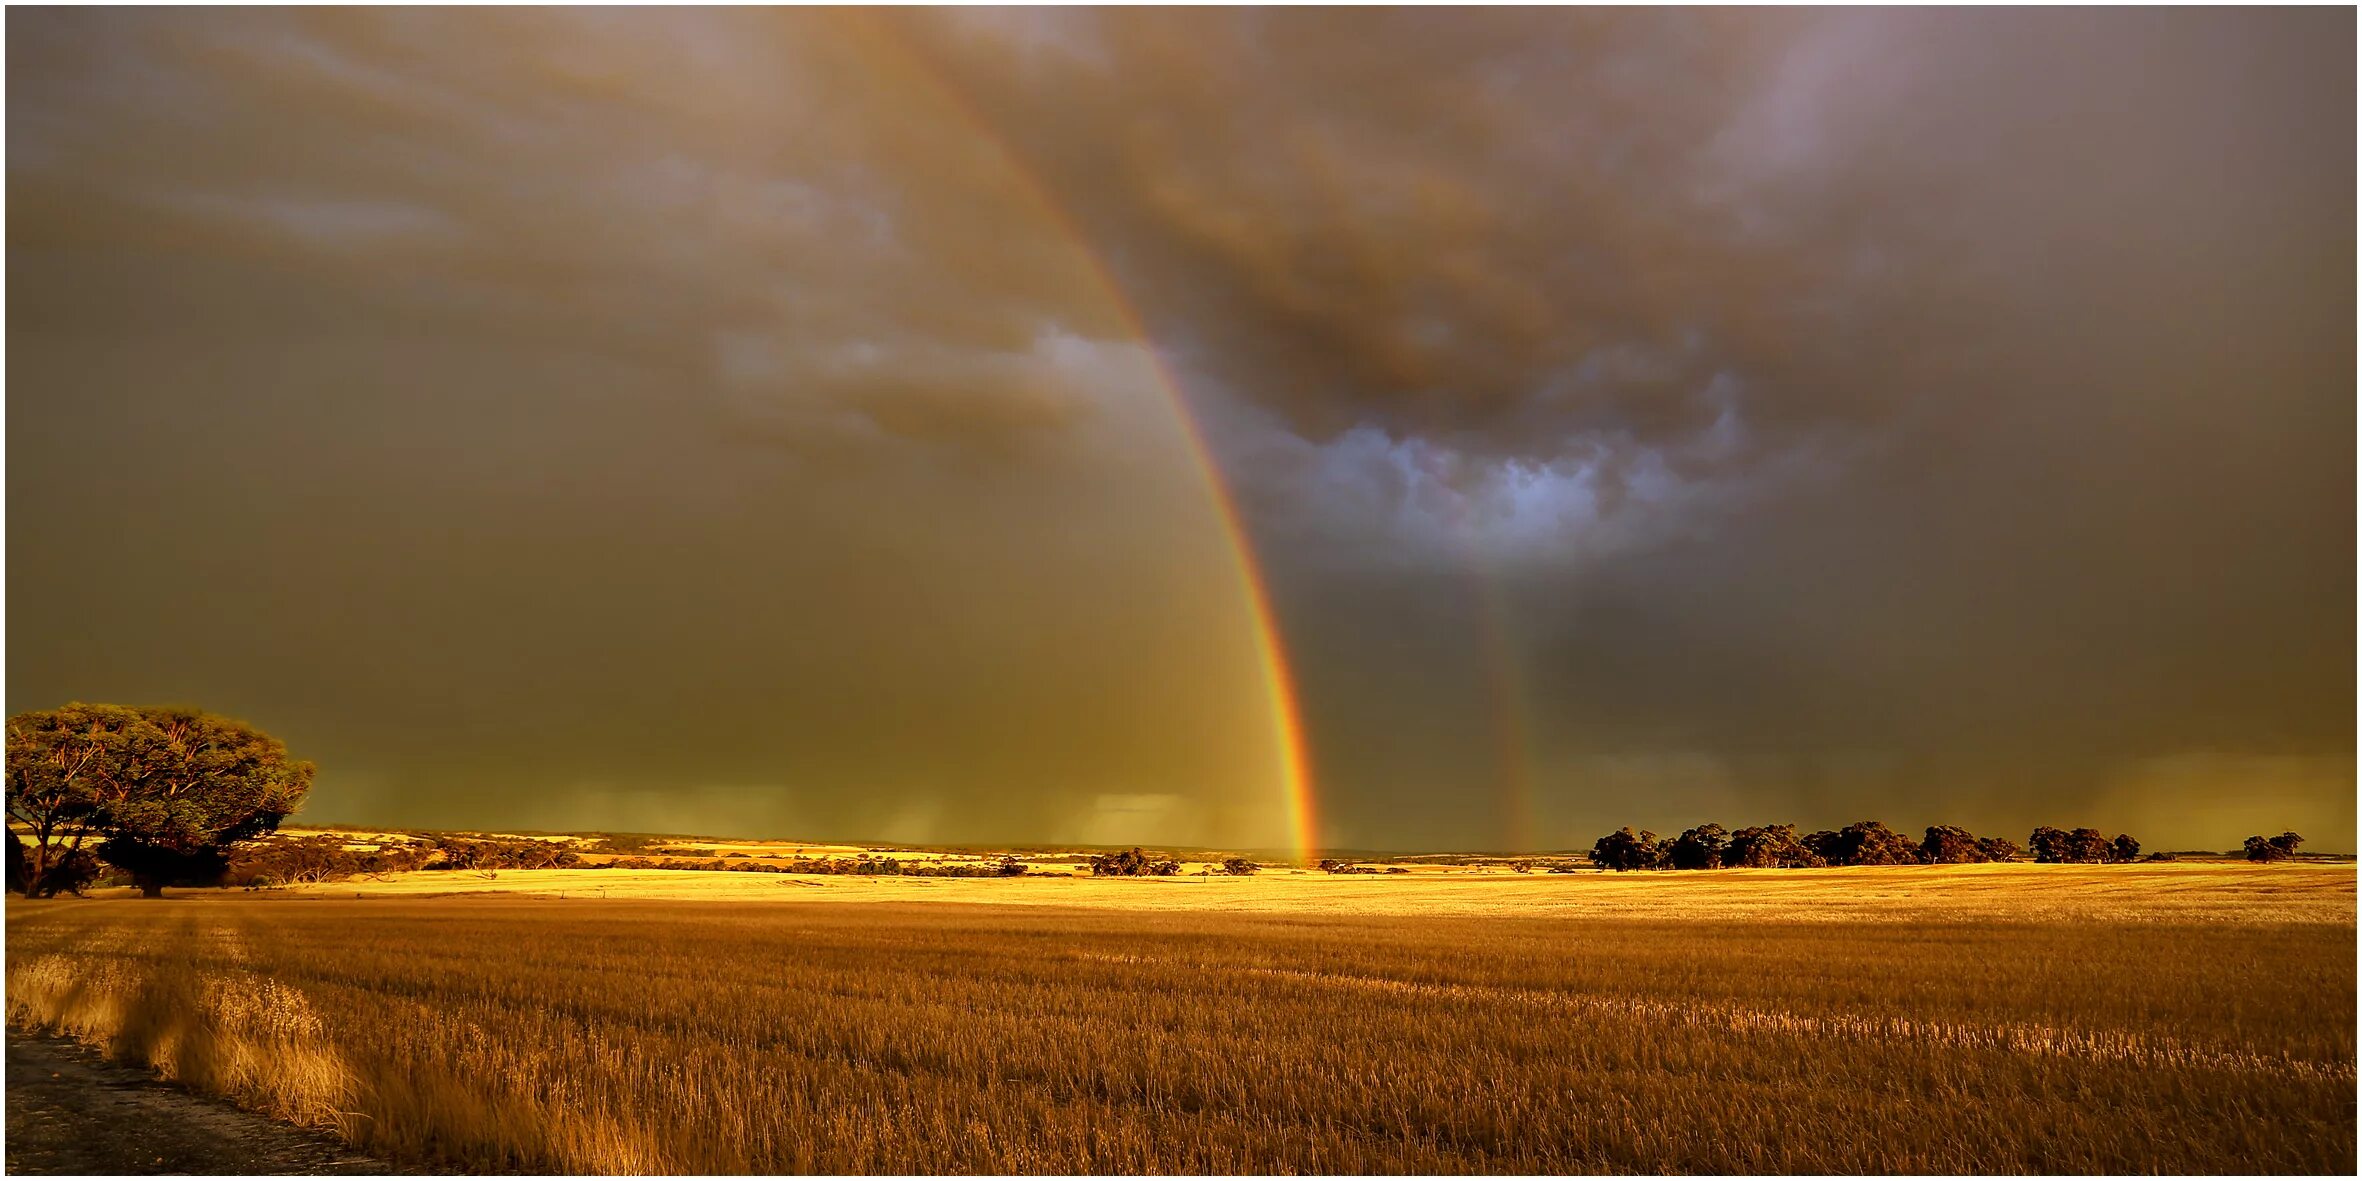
(5, 1029, 391, 1175)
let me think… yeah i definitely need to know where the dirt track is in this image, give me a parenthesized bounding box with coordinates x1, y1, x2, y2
(4, 1030, 390, 1175)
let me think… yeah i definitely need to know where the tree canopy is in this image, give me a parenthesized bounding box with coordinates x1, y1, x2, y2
(6, 703, 311, 897)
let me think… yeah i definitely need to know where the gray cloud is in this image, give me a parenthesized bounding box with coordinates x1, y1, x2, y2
(8, 8, 2352, 851)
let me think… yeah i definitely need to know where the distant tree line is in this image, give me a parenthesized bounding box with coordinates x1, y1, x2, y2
(2243, 832, 2305, 861)
(219, 835, 1032, 887)
(1585, 821, 2160, 871)
(1088, 848, 1182, 876)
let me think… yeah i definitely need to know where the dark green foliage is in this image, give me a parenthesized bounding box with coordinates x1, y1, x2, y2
(1666, 824, 1728, 870)
(1587, 827, 1665, 871)
(1088, 847, 1178, 876)
(2108, 834, 2141, 863)
(96, 840, 231, 892)
(1722, 824, 1824, 869)
(2065, 828, 2113, 863)
(2029, 826, 2071, 863)
(1220, 856, 1259, 876)
(1817, 821, 1922, 866)
(1921, 825, 1988, 864)
(1977, 836, 2022, 862)
(2245, 832, 2305, 862)
(8, 703, 311, 897)
(31, 847, 102, 897)
(6, 704, 114, 893)
(2032, 826, 2121, 863)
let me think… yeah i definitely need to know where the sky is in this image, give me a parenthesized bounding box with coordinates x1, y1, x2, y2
(8, 8, 2354, 854)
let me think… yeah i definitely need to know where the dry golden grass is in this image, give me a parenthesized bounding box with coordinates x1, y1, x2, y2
(7, 865, 2353, 1174)
(258, 859, 2355, 923)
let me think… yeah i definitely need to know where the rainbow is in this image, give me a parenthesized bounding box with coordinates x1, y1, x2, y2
(840, 16, 1320, 861)
(1428, 456, 1541, 854)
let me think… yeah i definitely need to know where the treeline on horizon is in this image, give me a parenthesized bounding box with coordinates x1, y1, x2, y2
(1583, 821, 2311, 871)
(12, 825, 2328, 896)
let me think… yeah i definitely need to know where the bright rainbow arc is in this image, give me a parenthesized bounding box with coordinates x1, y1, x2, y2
(845, 17, 1320, 862)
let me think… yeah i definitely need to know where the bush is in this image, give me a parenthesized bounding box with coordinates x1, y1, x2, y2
(31, 848, 102, 898)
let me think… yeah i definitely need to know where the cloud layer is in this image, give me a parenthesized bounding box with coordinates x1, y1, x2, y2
(9, 9, 2352, 849)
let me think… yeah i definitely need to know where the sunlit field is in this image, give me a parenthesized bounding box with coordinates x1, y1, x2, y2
(6, 864, 2352, 1174)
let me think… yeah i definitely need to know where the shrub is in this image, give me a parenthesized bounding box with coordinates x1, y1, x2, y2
(31, 847, 102, 897)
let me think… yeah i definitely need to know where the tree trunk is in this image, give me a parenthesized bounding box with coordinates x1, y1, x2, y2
(137, 879, 164, 899)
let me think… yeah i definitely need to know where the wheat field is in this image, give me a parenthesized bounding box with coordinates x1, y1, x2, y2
(6, 865, 2354, 1174)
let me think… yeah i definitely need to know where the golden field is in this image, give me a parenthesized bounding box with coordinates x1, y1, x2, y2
(6, 863, 2355, 1174)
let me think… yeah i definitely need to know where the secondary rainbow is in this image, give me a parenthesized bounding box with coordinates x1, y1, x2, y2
(844, 16, 1320, 861)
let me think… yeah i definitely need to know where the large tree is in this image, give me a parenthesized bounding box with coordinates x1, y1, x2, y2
(1921, 825, 1989, 865)
(6, 704, 311, 897)
(1816, 821, 1924, 866)
(1722, 824, 1824, 869)
(1665, 824, 1729, 870)
(1587, 827, 1665, 871)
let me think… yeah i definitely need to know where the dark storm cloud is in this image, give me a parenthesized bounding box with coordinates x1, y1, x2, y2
(8, 8, 2351, 850)
(899, 7, 2355, 847)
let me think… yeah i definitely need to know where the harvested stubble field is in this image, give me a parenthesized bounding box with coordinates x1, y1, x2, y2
(5, 864, 2354, 1174)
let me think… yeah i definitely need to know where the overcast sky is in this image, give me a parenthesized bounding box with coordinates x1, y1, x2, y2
(9, 8, 2352, 852)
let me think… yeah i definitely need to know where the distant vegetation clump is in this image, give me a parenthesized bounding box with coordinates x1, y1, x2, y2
(2244, 832, 2306, 862)
(1088, 848, 1180, 876)
(1587, 821, 2154, 871)
(765, 854, 1025, 878)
